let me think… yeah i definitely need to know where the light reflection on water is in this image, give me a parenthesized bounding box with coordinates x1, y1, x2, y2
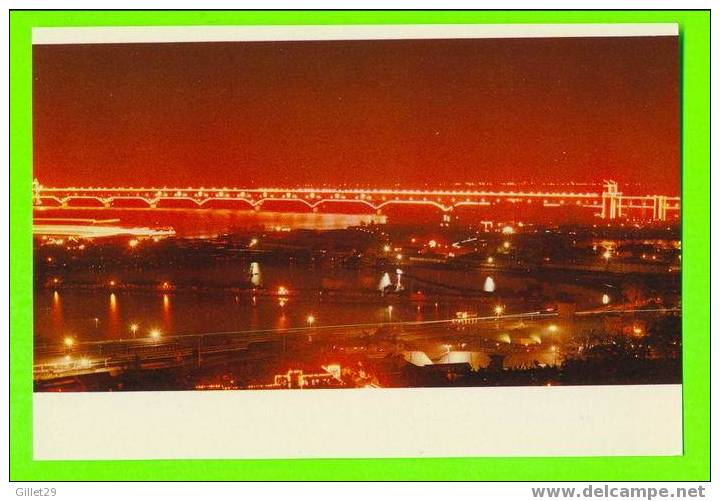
(34, 207, 386, 236)
(108, 292, 119, 337)
(35, 259, 608, 346)
(34, 288, 440, 344)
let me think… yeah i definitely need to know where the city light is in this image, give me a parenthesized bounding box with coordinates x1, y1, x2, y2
(483, 276, 496, 293)
(34, 179, 682, 391)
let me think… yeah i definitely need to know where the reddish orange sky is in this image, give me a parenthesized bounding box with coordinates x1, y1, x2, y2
(33, 36, 679, 194)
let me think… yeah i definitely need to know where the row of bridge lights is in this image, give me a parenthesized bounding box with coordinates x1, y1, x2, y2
(48, 186, 608, 198)
(52, 194, 604, 208)
(61, 319, 564, 349)
(57, 292, 617, 355)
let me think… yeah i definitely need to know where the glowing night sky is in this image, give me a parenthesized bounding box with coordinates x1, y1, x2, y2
(33, 36, 679, 193)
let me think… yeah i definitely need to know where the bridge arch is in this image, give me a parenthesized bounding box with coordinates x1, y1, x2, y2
(62, 196, 106, 208)
(109, 196, 154, 208)
(311, 198, 378, 214)
(253, 197, 314, 213)
(155, 196, 202, 209)
(36, 196, 63, 207)
(376, 199, 451, 212)
(198, 197, 255, 210)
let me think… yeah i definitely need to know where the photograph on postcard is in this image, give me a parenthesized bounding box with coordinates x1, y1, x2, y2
(32, 25, 681, 396)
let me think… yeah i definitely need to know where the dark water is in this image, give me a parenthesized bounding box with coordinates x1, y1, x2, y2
(34, 287, 452, 344)
(33, 207, 608, 348)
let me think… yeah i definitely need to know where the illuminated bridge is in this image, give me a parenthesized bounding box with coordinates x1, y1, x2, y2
(33, 179, 680, 221)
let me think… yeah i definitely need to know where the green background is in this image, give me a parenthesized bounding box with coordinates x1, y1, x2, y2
(10, 10, 710, 481)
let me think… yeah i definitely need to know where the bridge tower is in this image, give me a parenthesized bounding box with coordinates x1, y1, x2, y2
(653, 195, 668, 221)
(33, 178, 42, 205)
(601, 180, 622, 220)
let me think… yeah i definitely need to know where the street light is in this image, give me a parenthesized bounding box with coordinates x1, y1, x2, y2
(130, 323, 139, 338)
(63, 336, 74, 348)
(306, 314, 316, 343)
(494, 305, 504, 317)
(149, 328, 161, 340)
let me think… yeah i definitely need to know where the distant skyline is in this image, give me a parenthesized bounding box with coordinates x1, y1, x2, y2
(33, 36, 679, 194)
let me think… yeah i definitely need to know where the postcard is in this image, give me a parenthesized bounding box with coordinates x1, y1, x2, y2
(30, 23, 682, 460)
